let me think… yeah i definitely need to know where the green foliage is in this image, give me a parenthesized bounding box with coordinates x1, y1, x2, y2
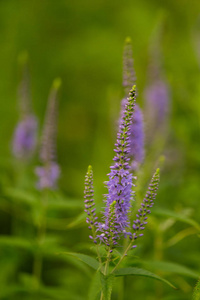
(100, 273, 114, 300)
(0, 0, 200, 299)
(114, 267, 176, 289)
(143, 260, 200, 279)
(88, 271, 101, 300)
(60, 252, 100, 270)
(193, 278, 200, 300)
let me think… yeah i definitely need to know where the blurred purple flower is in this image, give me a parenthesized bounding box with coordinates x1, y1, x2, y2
(122, 37, 137, 96)
(120, 39, 145, 170)
(12, 115, 37, 159)
(35, 163, 60, 190)
(36, 79, 61, 190)
(144, 79, 169, 137)
(12, 58, 38, 160)
(129, 104, 145, 171)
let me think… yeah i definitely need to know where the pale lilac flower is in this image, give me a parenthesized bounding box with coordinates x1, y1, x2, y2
(144, 32, 170, 141)
(12, 60, 38, 159)
(122, 37, 137, 96)
(121, 38, 145, 170)
(12, 115, 37, 159)
(36, 79, 61, 190)
(144, 79, 169, 138)
(35, 163, 60, 190)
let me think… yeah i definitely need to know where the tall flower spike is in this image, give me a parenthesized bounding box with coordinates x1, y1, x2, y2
(97, 86, 136, 248)
(12, 53, 38, 159)
(131, 168, 160, 247)
(144, 27, 170, 142)
(123, 37, 137, 96)
(121, 38, 144, 171)
(84, 166, 98, 243)
(35, 78, 61, 190)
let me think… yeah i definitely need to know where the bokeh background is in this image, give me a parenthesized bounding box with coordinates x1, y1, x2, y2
(0, 0, 200, 299)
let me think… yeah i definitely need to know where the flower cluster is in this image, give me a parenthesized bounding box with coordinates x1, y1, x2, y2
(12, 116, 37, 159)
(12, 60, 38, 159)
(35, 79, 61, 190)
(132, 168, 160, 247)
(144, 79, 169, 137)
(122, 37, 137, 96)
(121, 38, 144, 171)
(84, 85, 160, 253)
(129, 104, 145, 171)
(93, 86, 136, 250)
(144, 32, 170, 141)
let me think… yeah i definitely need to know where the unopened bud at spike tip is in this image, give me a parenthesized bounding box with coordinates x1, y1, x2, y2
(53, 77, 62, 90)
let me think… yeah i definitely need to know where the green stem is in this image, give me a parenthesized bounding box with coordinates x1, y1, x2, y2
(111, 242, 133, 274)
(100, 291, 104, 300)
(32, 193, 47, 289)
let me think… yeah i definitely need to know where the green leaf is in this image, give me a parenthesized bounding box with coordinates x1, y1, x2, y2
(67, 212, 86, 228)
(193, 278, 200, 300)
(59, 252, 99, 270)
(100, 273, 114, 300)
(46, 191, 83, 210)
(143, 260, 200, 279)
(47, 199, 83, 210)
(153, 207, 200, 231)
(67, 203, 102, 229)
(88, 271, 101, 300)
(0, 236, 32, 250)
(4, 187, 38, 206)
(114, 267, 176, 289)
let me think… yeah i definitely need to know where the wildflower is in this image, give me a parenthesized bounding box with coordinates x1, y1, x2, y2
(84, 165, 98, 243)
(121, 38, 144, 170)
(12, 56, 38, 159)
(35, 78, 61, 190)
(144, 79, 169, 138)
(144, 30, 170, 141)
(97, 86, 136, 248)
(122, 37, 137, 96)
(132, 168, 160, 245)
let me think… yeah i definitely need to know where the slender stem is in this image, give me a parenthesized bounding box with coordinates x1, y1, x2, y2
(100, 291, 104, 300)
(111, 242, 133, 274)
(32, 192, 47, 289)
(96, 245, 102, 265)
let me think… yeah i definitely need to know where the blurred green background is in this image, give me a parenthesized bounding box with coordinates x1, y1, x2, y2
(0, 0, 200, 299)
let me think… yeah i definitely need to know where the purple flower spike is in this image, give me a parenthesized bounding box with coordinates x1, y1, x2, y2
(132, 168, 160, 243)
(84, 165, 98, 243)
(12, 115, 37, 159)
(35, 162, 60, 190)
(144, 32, 170, 141)
(36, 79, 61, 190)
(123, 37, 136, 96)
(97, 86, 137, 248)
(144, 79, 169, 139)
(12, 57, 38, 159)
(121, 39, 145, 171)
(129, 104, 145, 171)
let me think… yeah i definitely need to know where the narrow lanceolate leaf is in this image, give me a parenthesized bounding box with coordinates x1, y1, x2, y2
(143, 260, 200, 279)
(88, 271, 101, 300)
(114, 267, 176, 289)
(153, 207, 200, 231)
(59, 252, 99, 270)
(100, 273, 114, 300)
(193, 278, 200, 300)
